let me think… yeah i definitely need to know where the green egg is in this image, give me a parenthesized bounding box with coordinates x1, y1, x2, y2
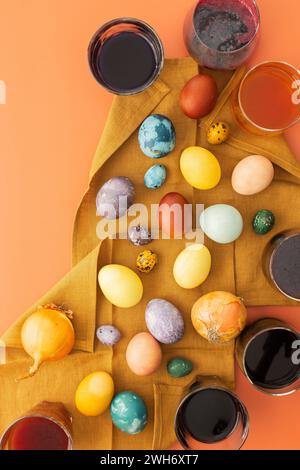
(252, 210, 275, 235)
(167, 358, 193, 378)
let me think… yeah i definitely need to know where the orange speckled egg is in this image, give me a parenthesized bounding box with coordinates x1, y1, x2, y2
(126, 332, 162, 376)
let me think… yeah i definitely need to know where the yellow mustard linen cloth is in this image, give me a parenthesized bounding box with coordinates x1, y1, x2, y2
(1, 57, 300, 450)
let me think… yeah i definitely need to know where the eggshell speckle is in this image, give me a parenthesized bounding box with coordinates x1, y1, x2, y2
(173, 244, 211, 289)
(200, 204, 243, 244)
(231, 155, 274, 196)
(145, 299, 184, 344)
(126, 332, 162, 376)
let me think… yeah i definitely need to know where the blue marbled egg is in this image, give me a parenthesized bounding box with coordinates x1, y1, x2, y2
(110, 391, 147, 435)
(138, 114, 176, 159)
(144, 164, 167, 189)
(96, 325, 121, 346)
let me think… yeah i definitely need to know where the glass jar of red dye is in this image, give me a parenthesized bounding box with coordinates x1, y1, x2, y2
(0, 402, 72, 450)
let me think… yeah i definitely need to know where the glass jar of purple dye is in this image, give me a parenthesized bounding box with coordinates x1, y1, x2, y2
(184, 0, 260, 70)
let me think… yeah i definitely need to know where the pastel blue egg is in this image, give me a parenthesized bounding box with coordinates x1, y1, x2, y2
(110, 391, 147, 435)
(144, 164, 167, 189)
(138, 114, 176, 159)
(200, 204, 243, 244)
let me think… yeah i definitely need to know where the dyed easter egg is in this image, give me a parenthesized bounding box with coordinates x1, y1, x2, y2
(180, 146, 221, 190)
(173, 244, 211, 289)
(128, 225, 152, 246)
(96, 325, 121, 346)
(159, 192, 190, 238)
(75, 371, 114, 417)
(200, 204, 243, 244)
(144, 164, 167, 189)
(98, 264, 143, 308)
(136, 250, 158, 273)
(96, 176, 135, 219)
(126, 332, 162, 376)
(145, 299, 184, 344)
(252, 210, 275, 235)
(110, 391, 147, 435)
(167, 358, 193, 378)
(180, 74, 218, 119)
(231, 155, 274, 196)
(207, 121, 230, 145)
(138, 114, 176, 158)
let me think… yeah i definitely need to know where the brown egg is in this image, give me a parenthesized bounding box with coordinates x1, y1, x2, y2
(159, 192, 190, 238)
(126, 332, 162, 376)
(232, 155, 274, 196)
(180, 74, 218, 119)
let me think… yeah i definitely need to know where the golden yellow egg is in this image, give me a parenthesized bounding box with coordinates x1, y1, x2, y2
(98, 264, 143, 308)
(173, 244, 211, 289)
(75, 371, 114, 417)
(207, 122, 230, 145)
(136, 250, 158, 273)
(180, 146, 221, 190)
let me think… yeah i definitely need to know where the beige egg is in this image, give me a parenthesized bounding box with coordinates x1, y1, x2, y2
(126, 332, 162, 376)
(231, 155, 274, 196)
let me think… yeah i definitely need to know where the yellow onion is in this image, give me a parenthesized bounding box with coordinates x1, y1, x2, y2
(191, 291, 247, 343)
(20, 304, 75, 378)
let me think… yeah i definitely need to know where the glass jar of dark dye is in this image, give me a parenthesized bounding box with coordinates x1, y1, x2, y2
(88, 18, 164, 95)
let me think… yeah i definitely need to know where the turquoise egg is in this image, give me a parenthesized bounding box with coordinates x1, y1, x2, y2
(144, 164, 167, 189)
(138, 114, 176, 158)
(200, 204, 243, 244)
(110, 391, 147, 435)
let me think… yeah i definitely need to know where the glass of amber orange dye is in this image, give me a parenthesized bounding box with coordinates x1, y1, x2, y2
(0, 402, 72, 450)
(232, 61, 300, 135)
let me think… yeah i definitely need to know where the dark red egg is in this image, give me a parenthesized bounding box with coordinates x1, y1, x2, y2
(159, 192, 190, 238)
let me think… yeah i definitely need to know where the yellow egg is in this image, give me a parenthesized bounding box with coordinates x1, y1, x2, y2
(173, 244, 211, 289)
(180, 146, 221, 190)
(98, 264, 143, 308)
(75, 371, 114, 417)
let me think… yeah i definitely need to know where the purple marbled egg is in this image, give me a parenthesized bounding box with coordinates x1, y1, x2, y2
(96, 325, 122, 346)
(96, 176, 135, 220)
(145, 299, 184, 344)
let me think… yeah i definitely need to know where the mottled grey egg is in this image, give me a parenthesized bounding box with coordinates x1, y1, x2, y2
(96, 176, 135, 220)
(96, 325, 121, 346)
(128, 225, 152, 246)
(145, 299, 184, 344)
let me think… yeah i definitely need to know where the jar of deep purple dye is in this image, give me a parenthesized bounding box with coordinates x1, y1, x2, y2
(184, 0, 260, 70)
(88, 18, 164, 95)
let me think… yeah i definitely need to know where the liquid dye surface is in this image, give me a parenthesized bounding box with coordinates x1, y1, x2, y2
(179, 389, 238, 443)
(245, 329, 300, 389)
(98, 32, 157, 93)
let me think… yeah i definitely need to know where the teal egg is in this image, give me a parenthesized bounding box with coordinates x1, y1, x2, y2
(110, 391, 147, 435)
(144, 164, 167, 189)
(138, 114, 176, 158)
(252, 209, 275, 235)
(200, 204, 243, 244)
(167, 358, 193, 378)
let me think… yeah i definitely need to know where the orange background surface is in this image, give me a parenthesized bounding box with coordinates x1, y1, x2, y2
(1, 0, 300, 450)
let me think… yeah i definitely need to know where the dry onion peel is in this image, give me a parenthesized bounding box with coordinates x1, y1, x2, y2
(18, 304, 75, 381)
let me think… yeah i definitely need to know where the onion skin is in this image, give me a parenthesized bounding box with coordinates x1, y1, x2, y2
(20, 304, 75, 378)
(191, 292, 247, 343)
